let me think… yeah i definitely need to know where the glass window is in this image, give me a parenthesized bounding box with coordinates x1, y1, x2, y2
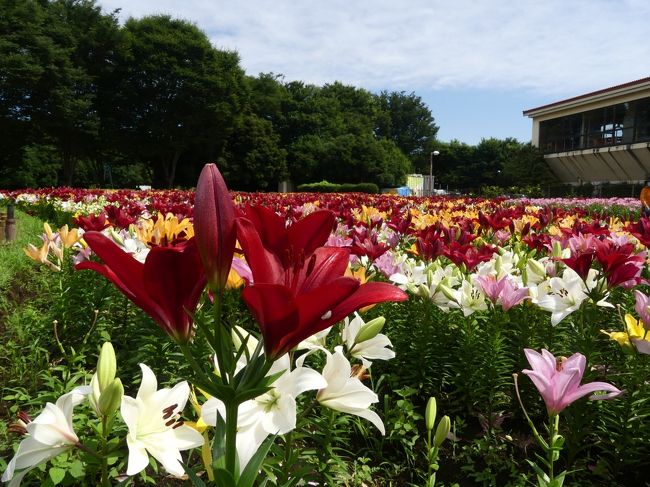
(538, 96, 650, 153)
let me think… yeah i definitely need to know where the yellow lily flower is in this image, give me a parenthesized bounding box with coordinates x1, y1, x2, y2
(601, 314, 650, 349)
(135, 212, 194, 246)
(23, 241, 50, 264)
(58, 225, 80, 248)
(184, 387, 213, 481)
(43, 222, 55, 241)
(23, 241, 60, 272)
(226, 267, 245, 289)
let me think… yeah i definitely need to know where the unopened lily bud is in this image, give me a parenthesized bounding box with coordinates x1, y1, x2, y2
(43, 222, 54, 241)
(434, 415, 451, 447)
(98, 378, 123, 416)
(109, 228, 124, 246)
(439, 283, 457, 302)
(97, 342, 117, 391)
(355, 316, 386, 344)
(194, 163, 236, 292)
(425, 397, 437, 431)
(527, 258, 546, 279)
(50, 243, 64, 262)
(495, 255, 503, 275)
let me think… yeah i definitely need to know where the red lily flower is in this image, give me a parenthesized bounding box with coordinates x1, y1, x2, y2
(415, 229, 446, 261)
(236, 213, 407, 359)
(350, 231, 391, 262)
(76, 232, 206, 343)
(561, 252, 595, 281)
(194, 163, 236, 292)
(594, 240, 646, 289)
(104, 205, 136, 230)
(625, 217, 650, 247)
(74, 213, 110, 232)
(444, 242, 496, 271)
(239, 205, 336, 267)
(477, 210, 510, 231)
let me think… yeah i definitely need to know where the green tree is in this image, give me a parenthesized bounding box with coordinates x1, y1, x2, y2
(114, 15, 245, 188)
(376, 91, 439, 166)
(0, 0, 125, 187)
(221, 113, 288, 191)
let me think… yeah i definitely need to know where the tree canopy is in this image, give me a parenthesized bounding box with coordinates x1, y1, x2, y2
(0, 0, 543, 191)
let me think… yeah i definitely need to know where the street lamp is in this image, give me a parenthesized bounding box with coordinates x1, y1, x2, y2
(429, 150, 440, 195)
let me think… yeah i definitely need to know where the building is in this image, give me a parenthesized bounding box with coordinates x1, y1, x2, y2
(523, 77, 650, 184)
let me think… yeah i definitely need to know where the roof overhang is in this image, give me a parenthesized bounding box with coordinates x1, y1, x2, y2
(543, 142, 650, 183)
(523, 77, 650, 119)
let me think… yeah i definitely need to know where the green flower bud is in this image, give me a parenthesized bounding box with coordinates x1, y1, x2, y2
(527, 258, 546, 278)
(439, 283, 457, 302)
(109, 228, 124, 246)
(98, 378, 124, 416)
(434, 415, 451, 447)
(355, 317, 386, 344)
(495, 255, 503, 274)
(425, 397, 437, 431)
(97, 342, 116, 391)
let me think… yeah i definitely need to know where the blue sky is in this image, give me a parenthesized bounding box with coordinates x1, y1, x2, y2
(98, 0, 650, 145)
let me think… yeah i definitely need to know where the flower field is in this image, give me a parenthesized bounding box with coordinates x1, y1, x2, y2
(2, 173, 650, 487)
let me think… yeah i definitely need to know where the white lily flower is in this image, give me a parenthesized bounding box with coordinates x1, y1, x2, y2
(201, 359, 325, 471)
(2, 387, 90, 487)
(296, 326, 332, 351)
(121, 364, 203, 477)
(534, 268, 589, 326)
(389, 258, 428, 293)
(342, 313, 395, 367)
(317, 347, 385, 434)
(475, 250, 519, 279)
(455, 278, 488, 317)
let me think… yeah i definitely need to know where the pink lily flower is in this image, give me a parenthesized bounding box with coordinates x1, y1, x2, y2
(522, 349, 621, 415)
(499, 279, 529, 312)
(476, 275, 506, 303)
(634, 290, 650, 329)
(476, 275, 529, 311)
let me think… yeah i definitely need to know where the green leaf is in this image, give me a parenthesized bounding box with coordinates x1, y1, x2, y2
(213, 468, 237, 487)
(526, 459, 549, 484)
(68, 460, 85, 479)
(183, 464, 207, 487)
(48, 467, 66, 485)
(238, 435, 277, 487)
(549, 471, 567, 487)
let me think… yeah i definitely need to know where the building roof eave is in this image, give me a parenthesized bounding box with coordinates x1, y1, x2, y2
(523, 76, 650, 118)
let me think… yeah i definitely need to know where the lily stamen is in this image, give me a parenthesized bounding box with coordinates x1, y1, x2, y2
(162, 404, 178, 420)
(17, 411, 32, 424)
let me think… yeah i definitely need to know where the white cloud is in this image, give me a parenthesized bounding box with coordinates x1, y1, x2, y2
(98, 0, 650, 96)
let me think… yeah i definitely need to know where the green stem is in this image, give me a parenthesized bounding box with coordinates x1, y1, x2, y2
(224, 399, 239, 475)
(548, 414, 558, 482)
(52, 320, 67, 360)
(319, 408, 336, 482)
(212, 291, 229, 385)
(74, 441, 103, 460)
(100, 416, 109, 487)
(281, 430, 294, 482)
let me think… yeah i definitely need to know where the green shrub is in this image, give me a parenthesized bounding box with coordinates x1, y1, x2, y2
(297, 180, 379, 194)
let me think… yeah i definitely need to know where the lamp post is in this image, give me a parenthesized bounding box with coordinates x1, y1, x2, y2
(429, 150, 440, 195)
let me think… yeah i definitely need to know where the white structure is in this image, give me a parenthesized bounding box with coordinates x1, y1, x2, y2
(524, 77, 650, 183)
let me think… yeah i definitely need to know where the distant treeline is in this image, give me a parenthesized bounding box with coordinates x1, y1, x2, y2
(0, 0, 552, 191)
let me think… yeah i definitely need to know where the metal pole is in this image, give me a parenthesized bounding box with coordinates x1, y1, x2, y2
(429, 151, 439, 196)
(5, 199, 16, 242)
(429, 152, 433, 195)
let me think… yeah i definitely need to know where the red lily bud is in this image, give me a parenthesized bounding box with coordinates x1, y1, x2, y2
(194, 164, 236, 292)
